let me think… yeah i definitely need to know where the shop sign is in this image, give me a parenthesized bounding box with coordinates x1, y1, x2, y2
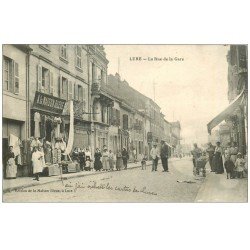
(33, 91, 66, 114)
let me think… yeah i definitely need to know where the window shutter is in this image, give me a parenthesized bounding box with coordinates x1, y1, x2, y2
(37, 64, 42, 91)
(58, 75, 62, 98)
(75, 45, 77, 67)
(74, 83, 78, 100)
(68, 81, 73, 100)
(117, 110, 120, 126)
(49, 72, 54, 95)
(82, 87, 86, 101)
(14, 62, 19, 94)
(65, 79, 69, 100)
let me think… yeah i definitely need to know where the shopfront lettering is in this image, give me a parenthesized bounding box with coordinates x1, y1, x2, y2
(33, 91, 66, 114)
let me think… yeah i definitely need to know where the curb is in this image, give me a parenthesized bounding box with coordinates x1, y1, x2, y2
(3, 162, 152, 194)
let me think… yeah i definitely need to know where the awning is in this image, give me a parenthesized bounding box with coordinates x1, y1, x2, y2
(207, 89, 245, 134)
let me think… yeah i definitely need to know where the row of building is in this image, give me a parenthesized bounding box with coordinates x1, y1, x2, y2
(2, 44, 181, 177)
(207, 45, 248, 155)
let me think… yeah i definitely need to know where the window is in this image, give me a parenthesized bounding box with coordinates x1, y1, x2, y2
(61, 77, 68, 100)
(3, 57, 19, 94)
(78, 85, 83, 101)
(3, 58, 11, 91)
(42, 67, 49, 92)
(39, 45, 50, 52)
(60, 45, 68, 60)
(14, 62, 19, 94)
(123, 114, 128, 130)
(76, 45, 82, 69)
(38, 65, 53, 95)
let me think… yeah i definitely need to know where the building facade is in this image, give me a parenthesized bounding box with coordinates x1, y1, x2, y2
(2, 44, 183, 178)
(207, 45, 247, 156)
(28, 45, 90, 148)
(2, 45, 30, 176)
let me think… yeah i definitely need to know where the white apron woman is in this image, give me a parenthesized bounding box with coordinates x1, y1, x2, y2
(32, 147, 43, 181)
(6, 146, 17, 179)
(102, 147, 110, 171)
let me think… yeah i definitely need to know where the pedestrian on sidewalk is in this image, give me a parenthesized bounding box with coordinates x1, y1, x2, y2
(78, 148, 85, 171)
(191, 143, 202, 175)
(32, 147, 43, 181)
(230, 142, 238, 164)
(94, 148, 102, 171)
(122, 147, 129, 170)
(108, 150, 115, 171)
(141, 154, 147, 170)
(206, 142, 215, 172)
(214, 142, 224, 174)
(133, 148, 137, 163)
(224, 153, 235, 179)
(234, 153, 245, 179)
(150, 143, 159, 172)
(5, 146, 17, 179)
(84, 147, 92, 171)
(102, 146, 110, 171)
(160, 141, 169, 172)
(116, 151, 122, 171)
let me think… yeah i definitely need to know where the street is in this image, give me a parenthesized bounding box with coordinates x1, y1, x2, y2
(3, 158, 204, 202)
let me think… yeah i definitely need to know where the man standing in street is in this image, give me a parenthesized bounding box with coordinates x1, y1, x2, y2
(206, 142, 215, 172)
(122, 147, 129, 170)
(191, 143, 202, 175)
(160, 141, 169, 172)
(150, 143, 159, 171)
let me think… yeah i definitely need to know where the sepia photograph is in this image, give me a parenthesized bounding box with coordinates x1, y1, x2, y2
(2, 44, 248, 202)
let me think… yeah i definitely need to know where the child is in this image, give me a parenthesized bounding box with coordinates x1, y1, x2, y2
(141, 155, 147, 170)
(224, 154, 235, 179)
(84, 147, 92, 171)
(235, 153, 245, 178)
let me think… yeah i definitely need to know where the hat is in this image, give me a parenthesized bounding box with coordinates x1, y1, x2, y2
(237, 152, 242, 156)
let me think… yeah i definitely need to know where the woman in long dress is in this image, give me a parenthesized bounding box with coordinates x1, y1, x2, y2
(94, 148, 102, 171)
(230, 142, 238, 164)
(6, 146, 17, 179)
(102, 148, 109, 171)
(108, 150, 115, 171)
(214, 142, 224, 174)
(32, 147, 43, 181)
(78, 148, 85, 171)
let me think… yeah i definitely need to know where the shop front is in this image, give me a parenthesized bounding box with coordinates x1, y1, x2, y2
(119, 129, 129, 152)
(207, 89, 247, 155)
(29, 91, 67, 176)
(94, 124, 109, 151)
(63, 99, 91, 150)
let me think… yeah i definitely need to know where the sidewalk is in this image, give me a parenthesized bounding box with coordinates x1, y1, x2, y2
(2, 160, 152, 194)
(195, 171, 248, 202)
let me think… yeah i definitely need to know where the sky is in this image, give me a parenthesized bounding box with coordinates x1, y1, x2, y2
(104, 45, 230, 145)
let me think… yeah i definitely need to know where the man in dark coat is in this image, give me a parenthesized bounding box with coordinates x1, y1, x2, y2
(206, 142, 215, 172)
(160, 141, 169, 172)
(122, 147, 129, 170)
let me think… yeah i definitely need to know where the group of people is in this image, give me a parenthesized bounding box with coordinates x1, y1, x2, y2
(71, 146, 130, 172)
(205, 141, 247, 179)
(150, 141, 169, 172)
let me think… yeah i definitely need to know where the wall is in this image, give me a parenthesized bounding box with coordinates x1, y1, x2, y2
(2, 45, 27, 140)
